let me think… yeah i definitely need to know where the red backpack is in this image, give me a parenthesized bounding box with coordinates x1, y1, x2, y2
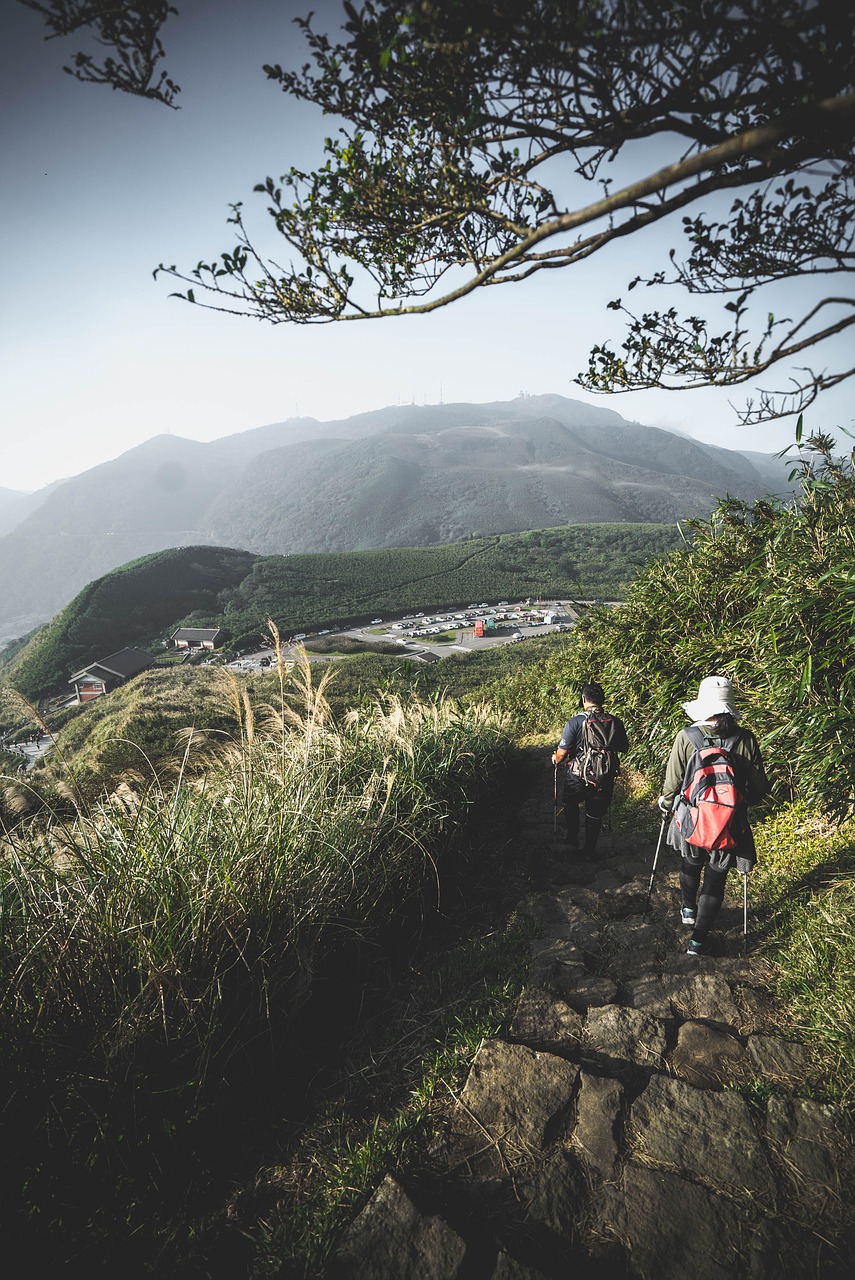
(675, 726, 745, 850)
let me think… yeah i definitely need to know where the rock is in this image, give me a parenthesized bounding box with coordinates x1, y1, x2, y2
(602, 918, 665, 976)
(586, 1005, 668, 1070)
(528, 936, 586, 984)
(587, 867, 624, 891)
(746, 1034, 813, 1087)
(600, 1163, 772, 1280)
(456, 1039, 579, 1155)
(572, 1072, 623, 1175)
(766, 1096, 853, 1216)
(670, 1020, 748, 1089)
(558, 886, 601, 914)
(517, 1147, 588, 1238)
(600, 876, 649, 919)
(549, 973, 618, 1010)
(663, 973, 741, 1026)
(623, 974, 671, 1016)
(509, 986, 584, 1049)
(519, 892, 589, 931)
(561, 918, 604, 957)
(333, 1175, 466, 1280)
(629, 1074, 776, 1201)
(491, 1253, 551, 1280)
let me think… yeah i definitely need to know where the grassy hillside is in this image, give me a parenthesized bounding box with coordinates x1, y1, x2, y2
(187, 522, 680, 644)
(4, 546, 257, 701)
(2, 524, 679, 702)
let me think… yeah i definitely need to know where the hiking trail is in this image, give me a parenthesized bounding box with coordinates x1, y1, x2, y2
(332, 758, 854, 1279)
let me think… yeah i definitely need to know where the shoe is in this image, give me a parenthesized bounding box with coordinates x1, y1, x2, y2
(681, 906, 697, 927)
(686, 938, 705, 957)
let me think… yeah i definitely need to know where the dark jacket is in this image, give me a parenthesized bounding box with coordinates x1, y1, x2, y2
(663, 721, 769, 870)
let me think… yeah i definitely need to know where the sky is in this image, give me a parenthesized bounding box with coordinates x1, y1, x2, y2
(3, 0, 852, 493)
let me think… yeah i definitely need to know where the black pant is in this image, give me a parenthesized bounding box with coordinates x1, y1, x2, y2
(680, 858, 728, 941)
(563, 776, 613, 854)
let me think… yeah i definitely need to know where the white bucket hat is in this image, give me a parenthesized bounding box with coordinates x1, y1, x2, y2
(682, 675, 737, 722)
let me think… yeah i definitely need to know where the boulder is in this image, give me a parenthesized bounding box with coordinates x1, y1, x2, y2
(528, 937, 585, 984)
(519, 892, 590, 931)
(670, 1020, 748, 1089)
(601, 1163, 772, 1280)
(746, 1034, 813, 1088)
(571, 1072, 623, 1176)
(549, 973, 618, 1011)
(600, 877, 649, 919)
(602, 918, 666, 976)
(766, 1096, 854, 1217)
(516, 1147, 588, 1238)
(585, 1005, 668, 1070)
(509, 986, 585, 1050)
(663, 973, 741, 1026)
(491, 1253, 551, 1280)
(623, 974, 672, 1017)
(333, 1175, 466, 1280)
(456, 1039, 579, 1156)
(629, 1074, 776, 1201)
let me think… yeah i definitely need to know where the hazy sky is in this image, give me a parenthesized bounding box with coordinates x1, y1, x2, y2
(3, 0, 852, 492)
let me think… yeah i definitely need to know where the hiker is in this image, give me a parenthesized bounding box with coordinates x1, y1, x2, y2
(658, 675, 769, 957)
(551, 682, 629, 857)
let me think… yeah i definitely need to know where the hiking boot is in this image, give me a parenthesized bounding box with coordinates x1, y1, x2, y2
(681, 906, 697, 927)
(686, 938, 705, 957)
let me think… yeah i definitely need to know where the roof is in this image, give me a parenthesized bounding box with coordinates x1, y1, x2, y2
(68, 647, 155, 684)
(170, 627, 223, 642)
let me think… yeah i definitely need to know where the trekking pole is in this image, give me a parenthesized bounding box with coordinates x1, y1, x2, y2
(552, 761, 558, 844)
(644, 816, 668, 918)
(742, 872, 749, 955)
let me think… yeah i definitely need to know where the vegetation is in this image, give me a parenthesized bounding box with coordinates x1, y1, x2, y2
(5, 545, 256, 702)
(196, 523, 677, 638)
(2, 522, 677, 704)
(0, 654, 514, 1269)
(148, 0, 855, 425)
(2, 432, 854, 1272)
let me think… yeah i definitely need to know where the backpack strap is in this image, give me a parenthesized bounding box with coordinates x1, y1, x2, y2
(684, 724, 743, 752)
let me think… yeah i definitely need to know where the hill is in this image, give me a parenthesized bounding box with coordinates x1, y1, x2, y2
(3, 525, 677, 702)
(6, 546, 257, 702)
(0, 395, 793, 640)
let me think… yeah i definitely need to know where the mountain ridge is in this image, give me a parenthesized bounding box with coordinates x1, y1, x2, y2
(0, 395, 792, 640)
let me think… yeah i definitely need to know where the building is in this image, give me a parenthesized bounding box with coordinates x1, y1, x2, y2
(68, 648, 155, 703)
(170, 627, 224, 650)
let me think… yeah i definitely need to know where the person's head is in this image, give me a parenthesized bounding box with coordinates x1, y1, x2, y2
(580, 682, 605, 710)
(682, 675, 738, 724)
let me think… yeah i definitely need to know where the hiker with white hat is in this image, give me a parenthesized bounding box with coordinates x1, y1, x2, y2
(657, 676, 769, 956)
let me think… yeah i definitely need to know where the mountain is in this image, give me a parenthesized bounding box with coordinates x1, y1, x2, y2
(203, 398, 790, 553)
(0, 396, 792, 640)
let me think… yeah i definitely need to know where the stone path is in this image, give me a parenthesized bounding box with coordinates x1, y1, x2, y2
(332, 769, 854, 1279)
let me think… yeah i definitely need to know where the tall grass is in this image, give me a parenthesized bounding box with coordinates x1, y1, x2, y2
(0, 649, 513, 1259)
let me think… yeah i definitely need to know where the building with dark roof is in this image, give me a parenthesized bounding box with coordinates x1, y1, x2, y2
(68, 647, 155, 703)
(170, 627, 224, 650)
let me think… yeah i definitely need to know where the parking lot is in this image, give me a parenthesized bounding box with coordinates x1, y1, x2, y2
(227, 600, 581, 672)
